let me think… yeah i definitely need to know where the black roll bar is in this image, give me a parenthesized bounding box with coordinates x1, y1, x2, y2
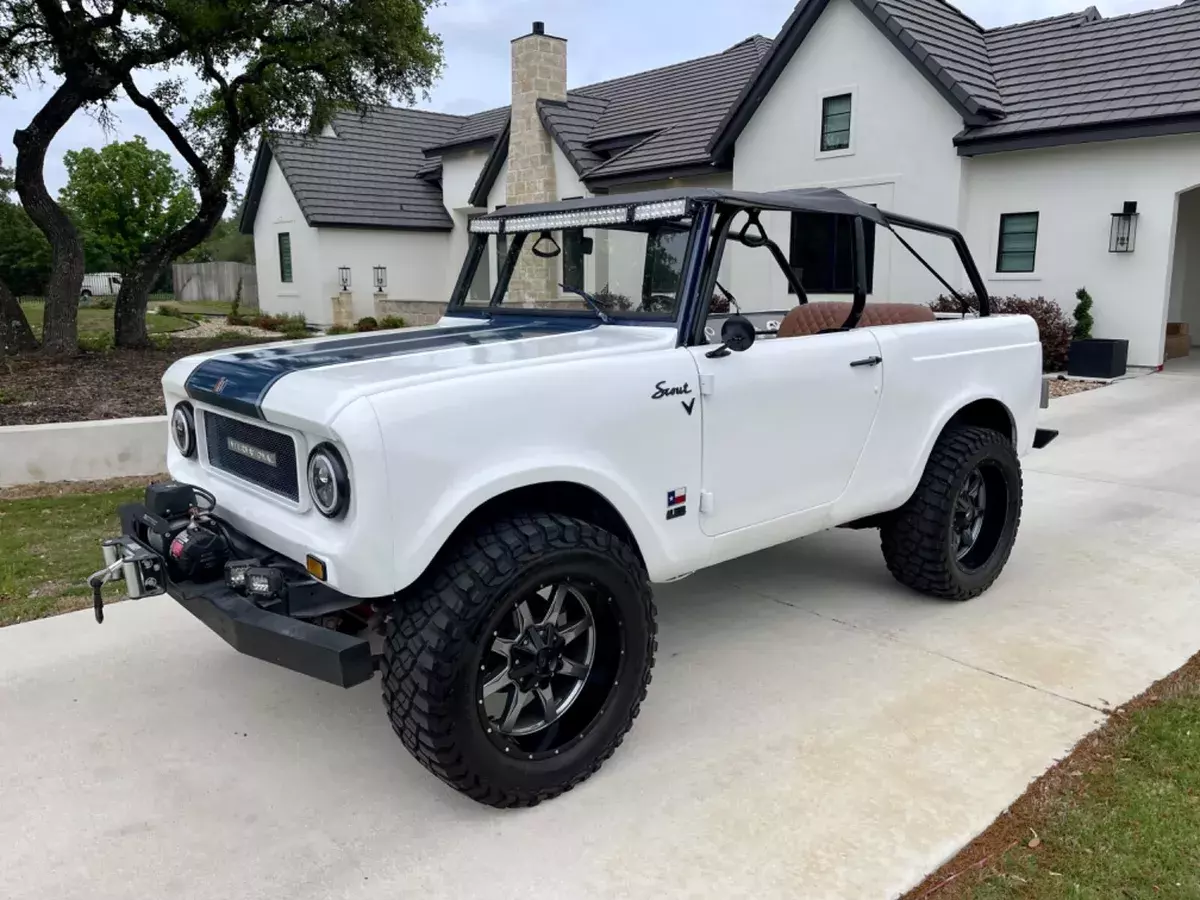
(881, 211, 991, 316)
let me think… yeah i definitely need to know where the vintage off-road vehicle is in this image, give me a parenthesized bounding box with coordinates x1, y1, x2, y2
(91, 188, 1056, 807)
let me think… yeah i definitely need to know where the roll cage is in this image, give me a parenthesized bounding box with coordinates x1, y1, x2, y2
(451, 187, 991, 344)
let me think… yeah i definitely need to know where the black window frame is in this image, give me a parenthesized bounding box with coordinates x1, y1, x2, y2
(996, 212, 1039, 273)
(788, 212, 875, 295)
(820, 93, 853, 153)
(277, 232, 293, 283)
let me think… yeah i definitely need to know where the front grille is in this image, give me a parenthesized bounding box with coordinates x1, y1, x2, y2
(204, 413, 300, 501)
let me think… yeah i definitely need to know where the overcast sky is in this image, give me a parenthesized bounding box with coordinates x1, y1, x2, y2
(0, 0, 1174, 195)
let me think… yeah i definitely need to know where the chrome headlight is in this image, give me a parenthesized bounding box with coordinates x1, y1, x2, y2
(307, 444, 349, 518)
(171, 402, 196, 458)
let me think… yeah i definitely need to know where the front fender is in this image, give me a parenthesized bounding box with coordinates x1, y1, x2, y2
(391, 459, 681, 591)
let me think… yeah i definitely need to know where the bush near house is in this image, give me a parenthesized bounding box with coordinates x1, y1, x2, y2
(931, 294, 1074, 372)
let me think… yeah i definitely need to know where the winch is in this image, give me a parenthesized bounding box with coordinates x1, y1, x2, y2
(87, 482, 232, 622)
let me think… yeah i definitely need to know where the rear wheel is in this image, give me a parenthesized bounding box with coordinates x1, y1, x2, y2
(380, 513, 656, 807)
(880, 426, 1022, 601)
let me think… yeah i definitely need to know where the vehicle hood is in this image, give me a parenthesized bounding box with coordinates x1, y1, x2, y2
(163, 317, 676, 429)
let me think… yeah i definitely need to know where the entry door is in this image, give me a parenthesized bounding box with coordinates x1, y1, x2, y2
(689, 330, 883, 536)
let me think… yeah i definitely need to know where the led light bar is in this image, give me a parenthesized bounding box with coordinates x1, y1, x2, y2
(469, 217, 501, 234)
(632, 199, 689, 221)
(468, 199, 691, 235)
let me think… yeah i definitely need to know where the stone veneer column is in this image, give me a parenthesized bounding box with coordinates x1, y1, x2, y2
(507, 22, 566, 306)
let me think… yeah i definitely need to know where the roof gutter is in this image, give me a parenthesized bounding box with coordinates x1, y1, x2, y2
(955, 112, 1200, 156)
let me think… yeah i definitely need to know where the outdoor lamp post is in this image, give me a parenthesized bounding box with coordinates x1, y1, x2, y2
(373, 266, 387, 292)
(1110, 201, 1139, 253)
(338, 266, 352, 290)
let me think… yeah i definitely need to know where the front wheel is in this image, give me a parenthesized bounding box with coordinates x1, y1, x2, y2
(880, 425, 1023, 601)
(380, 513, 656, 807)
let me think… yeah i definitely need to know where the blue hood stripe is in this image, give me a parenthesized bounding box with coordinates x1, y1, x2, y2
(185, 318, 597, 419)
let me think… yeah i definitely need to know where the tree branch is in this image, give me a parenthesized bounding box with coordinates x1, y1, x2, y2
(120, 74, 210, 187)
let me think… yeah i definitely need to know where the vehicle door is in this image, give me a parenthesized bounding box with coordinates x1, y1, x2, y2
(688, 329, 883, 536)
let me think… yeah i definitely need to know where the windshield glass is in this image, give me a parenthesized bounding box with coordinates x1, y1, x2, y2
(465, 219, 694, 318)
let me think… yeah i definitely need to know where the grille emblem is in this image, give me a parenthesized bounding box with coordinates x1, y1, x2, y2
(214, 377, 229, 394)
(226, 438, 278, 467)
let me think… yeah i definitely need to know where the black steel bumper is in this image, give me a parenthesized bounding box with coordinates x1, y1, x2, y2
(96, 502, 375, 689)
(168, 578, 374, 688)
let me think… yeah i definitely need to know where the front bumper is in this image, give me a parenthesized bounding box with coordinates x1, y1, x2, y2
(92, 505, 375, 689)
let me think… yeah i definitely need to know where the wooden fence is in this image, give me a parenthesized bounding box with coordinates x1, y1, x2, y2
(172, 262, 259, 309)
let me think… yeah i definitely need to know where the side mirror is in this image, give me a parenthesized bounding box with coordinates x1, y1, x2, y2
(722, 315, 756, 352)
(706, 315, 756, 359)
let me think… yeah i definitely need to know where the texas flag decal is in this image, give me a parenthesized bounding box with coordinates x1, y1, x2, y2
(666, 487, 687, 520)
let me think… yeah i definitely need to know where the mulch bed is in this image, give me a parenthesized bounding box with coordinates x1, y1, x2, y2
(0, 336, 274, 426)
(901, 650, 1200, 899)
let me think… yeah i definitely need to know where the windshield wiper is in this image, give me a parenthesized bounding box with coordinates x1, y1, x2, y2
(559, 283, 613, 324)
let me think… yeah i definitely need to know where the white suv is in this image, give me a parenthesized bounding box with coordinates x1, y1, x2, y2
(92, 188, 1055, 807)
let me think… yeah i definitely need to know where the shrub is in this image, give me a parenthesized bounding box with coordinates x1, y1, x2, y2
(226, 314, 248, 326)
(77, 332, 114, 352)
(378, 315, 406, 329)
(91, 296, 115, 310)
(1073, 287, 1094, 341)
(593, 284, 633, 311)
(326, 325, 352, 335)
(931, 293, 1073, 372)
(148, 333, 171, 350)
(245, 313, 307, 333)
(355, 316, 379, 332)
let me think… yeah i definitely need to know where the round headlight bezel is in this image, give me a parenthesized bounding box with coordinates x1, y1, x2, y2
(172, 402, 197, 458)
(307, 444, 350, 519)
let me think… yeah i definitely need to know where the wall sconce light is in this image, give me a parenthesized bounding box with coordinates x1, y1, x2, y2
(338, 267, 351, 290)
(1110, 201, 1138, 253)
(373, 266, 387, 292)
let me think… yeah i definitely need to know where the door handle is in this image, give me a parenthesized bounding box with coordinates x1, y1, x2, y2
(849, 356, 883, 368)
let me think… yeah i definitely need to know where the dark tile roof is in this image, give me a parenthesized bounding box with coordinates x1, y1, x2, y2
(863, 0, 1004, 115)
(960, 3, 1200, 148)
(256, 107, 466, 231)
(424, 105, 512, 155)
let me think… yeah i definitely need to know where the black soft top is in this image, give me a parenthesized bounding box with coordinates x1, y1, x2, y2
(477, 186, 888, 225)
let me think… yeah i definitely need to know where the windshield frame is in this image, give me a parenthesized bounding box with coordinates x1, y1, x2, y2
(445, 213, 705, 328)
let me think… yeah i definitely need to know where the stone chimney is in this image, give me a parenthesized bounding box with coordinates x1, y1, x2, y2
(508, 21, 567, 305)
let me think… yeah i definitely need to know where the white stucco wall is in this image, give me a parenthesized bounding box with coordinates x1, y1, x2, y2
(963, 134, 1200, 367)
(314, 227, 451, 322)
(253, 158, 323, 321)
(729, 0, 966, 312)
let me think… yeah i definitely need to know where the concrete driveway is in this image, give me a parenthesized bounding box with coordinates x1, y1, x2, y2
(5, 366, 1200, 900)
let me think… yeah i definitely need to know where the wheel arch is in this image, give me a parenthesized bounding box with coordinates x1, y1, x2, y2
(394, 471, 663, 594)
(944, 397, 1016, 445)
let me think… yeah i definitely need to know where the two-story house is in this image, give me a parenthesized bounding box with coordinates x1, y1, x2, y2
(240, 0, 1200, 368)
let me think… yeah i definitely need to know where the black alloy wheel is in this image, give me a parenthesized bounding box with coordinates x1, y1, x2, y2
(381, 513, 656, 807)
(881, 425, 1023, 601)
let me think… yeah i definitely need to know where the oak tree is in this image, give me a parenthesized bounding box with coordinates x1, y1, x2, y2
(1, 1, 442, 351)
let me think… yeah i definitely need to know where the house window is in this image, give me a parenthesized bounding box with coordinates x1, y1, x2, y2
(562, 228, 586, 291)
(997, 213, 1039, 273)
(820, 94, 853, 152)
(277, 233, 293, 283)
(789, 213, 875, 294)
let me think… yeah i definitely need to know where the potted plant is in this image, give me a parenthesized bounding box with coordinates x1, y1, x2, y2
(1067, 287, 1128, 378)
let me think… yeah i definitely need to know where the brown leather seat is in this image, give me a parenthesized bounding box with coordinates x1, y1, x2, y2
(777, 301, 935, 338)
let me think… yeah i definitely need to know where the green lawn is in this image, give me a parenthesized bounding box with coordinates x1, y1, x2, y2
(0, 487, 142, 627)
(20, 302, 195, 336)
(961, 691, 1200, 899)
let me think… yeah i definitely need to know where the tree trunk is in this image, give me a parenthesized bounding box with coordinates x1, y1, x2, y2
(0, 278, 38, 355)
(114, 192, 229, 349)
(12, 82, 91, 356)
